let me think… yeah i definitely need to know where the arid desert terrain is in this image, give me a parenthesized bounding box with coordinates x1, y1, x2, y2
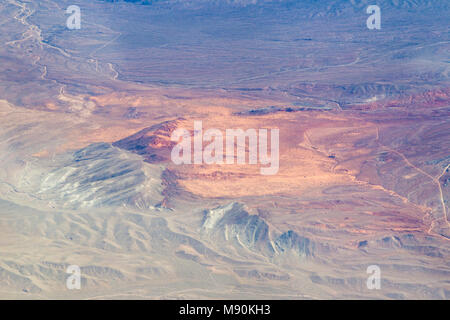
(0, 0, 449, 299)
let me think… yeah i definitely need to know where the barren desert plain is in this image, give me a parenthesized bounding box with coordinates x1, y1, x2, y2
(0, 0, 449, 299)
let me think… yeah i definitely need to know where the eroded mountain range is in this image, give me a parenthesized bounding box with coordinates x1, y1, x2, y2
(0, 0, 449, 299)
